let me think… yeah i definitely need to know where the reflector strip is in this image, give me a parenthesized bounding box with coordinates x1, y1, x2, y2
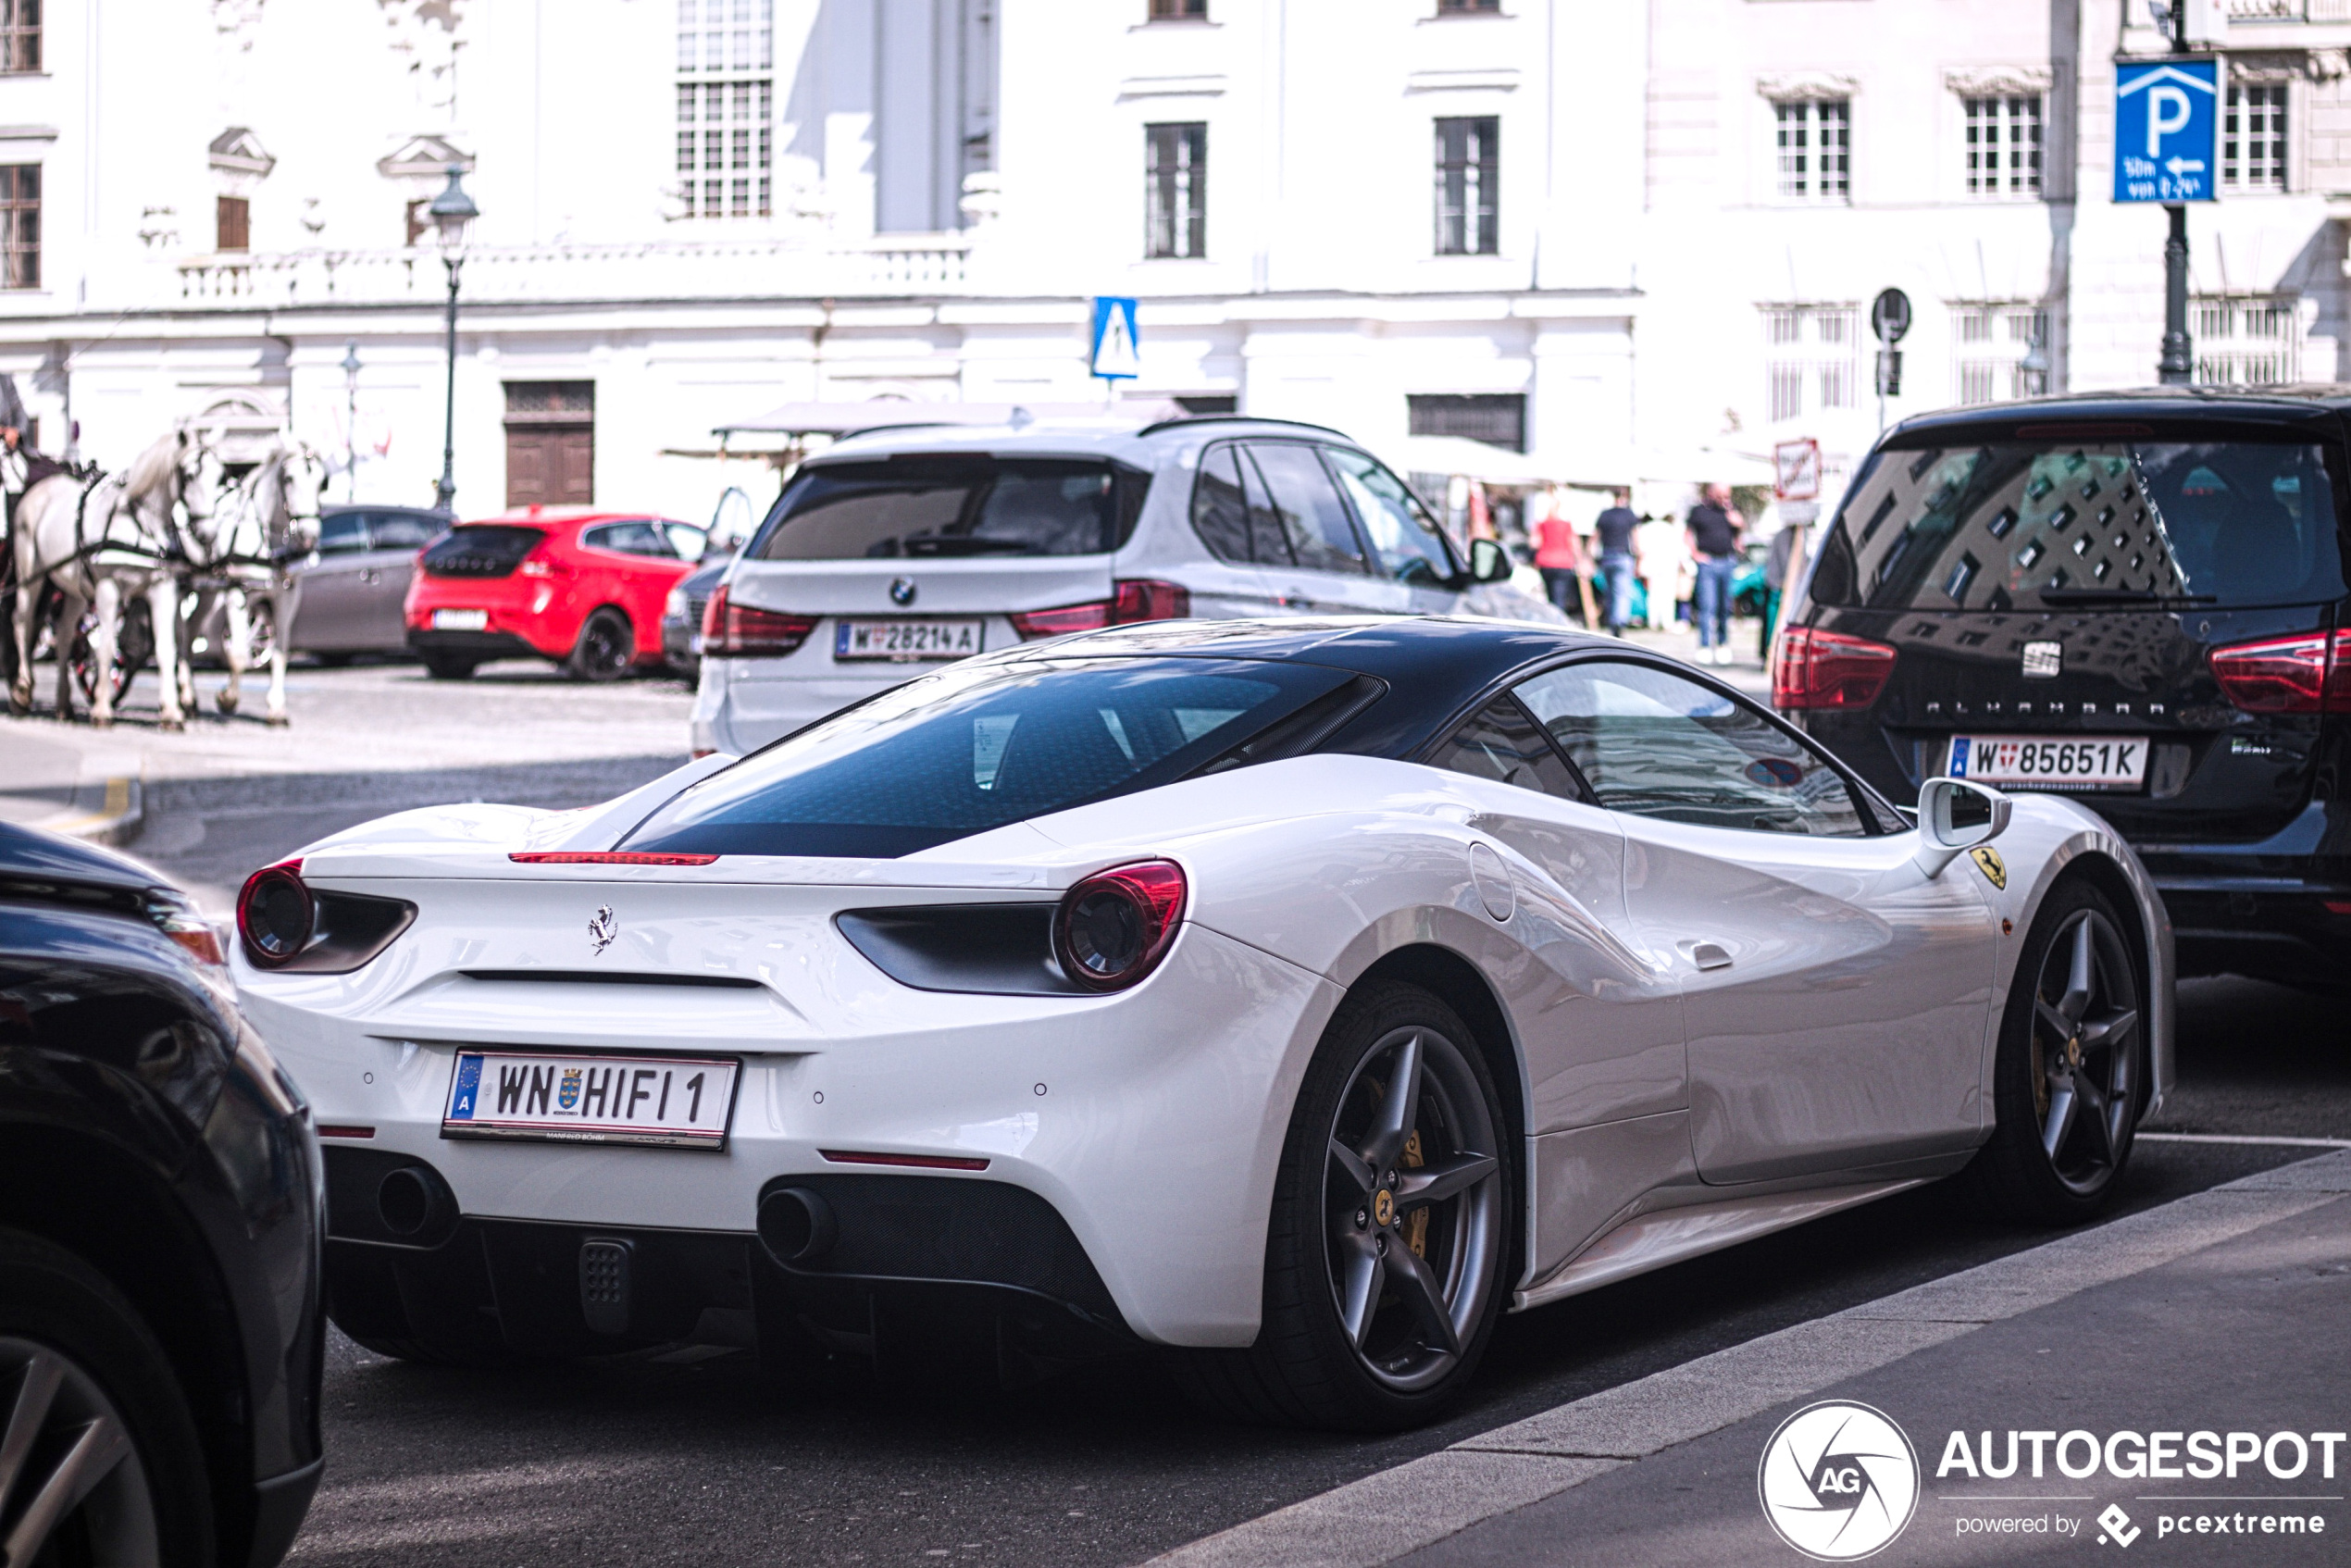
(817, 1149, 990, 1171)
(508, 852, 721, 865)
(316, 1125, 376, 1139)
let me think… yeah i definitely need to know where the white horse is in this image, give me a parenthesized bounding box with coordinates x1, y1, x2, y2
(178, 442, 329, 726)
(7, 429, 223, 728)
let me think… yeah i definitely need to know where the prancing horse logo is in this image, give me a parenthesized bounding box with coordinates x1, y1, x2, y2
(588, 905, 617, 955)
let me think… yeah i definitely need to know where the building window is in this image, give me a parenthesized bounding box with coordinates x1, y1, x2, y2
(1148, 0, 1206, 17)
(2194, 294, 2300, 385)
(216, 195, 249, 253)
(2222, 84, 2286, 193)
(1760, 304, 1859, 424)
(1774, 98, 1849, 203)
(0, 0, 38, 74)
(1146, 122, 1207, 259)
(1408, 393, 1525, 453)
(676, 0, 772, 219)
(1963, 95, 2041, 197)
(1953, 304, 2048, 404)
(0, 165, 36, 289)
(1437, 0, 1502, 12)
(1434, 116, 1499, 255)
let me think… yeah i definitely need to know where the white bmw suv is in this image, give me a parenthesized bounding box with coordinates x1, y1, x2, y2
(689, 414, 1525, 755)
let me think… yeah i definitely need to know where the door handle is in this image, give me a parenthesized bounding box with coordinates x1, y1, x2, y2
(1677, 940, 1734, 972)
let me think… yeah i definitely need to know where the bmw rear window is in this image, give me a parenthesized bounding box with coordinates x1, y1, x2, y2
(620, 656, 1352, 857)
(1809, 437, 2347, 612)
(751, 456, 1151, 560)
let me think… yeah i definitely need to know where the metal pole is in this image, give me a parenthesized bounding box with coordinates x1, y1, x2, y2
(2158, 205, 2192, 384)
(434, 257, 461, 510)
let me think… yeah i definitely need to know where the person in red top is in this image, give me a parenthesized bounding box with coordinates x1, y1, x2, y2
(1534, 502, 1585, 621)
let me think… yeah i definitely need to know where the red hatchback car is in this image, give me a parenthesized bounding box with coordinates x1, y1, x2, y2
(404, 507, 707, 680)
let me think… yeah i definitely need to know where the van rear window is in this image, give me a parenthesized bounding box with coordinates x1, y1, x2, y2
(1809, 440, 2346, 612)
(752, 457, 1150, 561)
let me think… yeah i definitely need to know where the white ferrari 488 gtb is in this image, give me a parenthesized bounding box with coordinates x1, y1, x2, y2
(235, 617, 2171, 1430)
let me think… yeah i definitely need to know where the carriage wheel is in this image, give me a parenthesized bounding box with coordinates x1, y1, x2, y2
(69, 600, 154, 707)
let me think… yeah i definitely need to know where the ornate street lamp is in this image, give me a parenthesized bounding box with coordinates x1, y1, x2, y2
(428, 168, 479, 511)
(340, 340, 362, 502)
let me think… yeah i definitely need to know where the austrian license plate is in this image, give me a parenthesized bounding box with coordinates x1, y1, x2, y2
(834, 618, 984, 662)
(441, 1051, 740, 1150)
(1948, 734, 2149, 790)
(431, 608, 489, 631)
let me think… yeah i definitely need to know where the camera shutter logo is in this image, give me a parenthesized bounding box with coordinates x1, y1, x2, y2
(1757, 1400, 1920, 1561)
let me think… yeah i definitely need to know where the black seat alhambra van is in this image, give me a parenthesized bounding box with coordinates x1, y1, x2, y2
(1774, 387, 2350, 988)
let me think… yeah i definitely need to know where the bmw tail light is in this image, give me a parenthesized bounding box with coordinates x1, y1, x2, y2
(703, 585, 816, 658)
(1010, 579, 1191, 641)
(237, 859, 314, 968)
(2210, 629, 2351, 715)
(1773, 627, 1898, 710)
(1052, 859, 1188, 991)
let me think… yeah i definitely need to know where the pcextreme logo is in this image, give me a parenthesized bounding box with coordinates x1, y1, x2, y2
(1759, 1400, 1922, 1561)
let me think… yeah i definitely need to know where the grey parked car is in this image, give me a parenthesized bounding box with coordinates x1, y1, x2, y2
(288, 504, 452, 662)
(660, 549, 735, 682)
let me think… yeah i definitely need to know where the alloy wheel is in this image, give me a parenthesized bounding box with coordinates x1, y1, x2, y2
(2028, 908, 2141, 1196)
(1322, 1027, 1502, 1393)
(0, 1335, 160, 1568)
(574, 611, 633, 681)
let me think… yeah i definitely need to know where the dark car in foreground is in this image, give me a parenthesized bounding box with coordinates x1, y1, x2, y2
(1775, 386, 2351, 986)
(0, 822, 326, 1566)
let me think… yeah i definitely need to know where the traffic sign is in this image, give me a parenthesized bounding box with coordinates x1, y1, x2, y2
(1871, 289, 1911, 344)
(2114, 58, 2220, 203)
(1089, 296, 1140, 380)
(1773, 438, 1821, 502)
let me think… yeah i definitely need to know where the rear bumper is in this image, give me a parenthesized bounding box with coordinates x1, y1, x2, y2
(2144, 878, 2351, 981)
(405, 629, 541, 664)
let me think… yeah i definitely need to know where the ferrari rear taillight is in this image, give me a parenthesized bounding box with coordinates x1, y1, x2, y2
(1052, 859, 1187, 991)
(702, 585, 816, 658)
(2209, 629, 2351, 715)
(237, 858, 314, 968)
(1010, 579, 1191, 641)
(508, 852, 721, 865)
(1773, 627, 1899, 710)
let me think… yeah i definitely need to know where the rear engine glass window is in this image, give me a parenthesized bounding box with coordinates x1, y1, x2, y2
(753, 457, 1149, 560)
(1810, 438, 2346, 611)
(420, 526, 543, 579)
(621, 655, 1352, 857)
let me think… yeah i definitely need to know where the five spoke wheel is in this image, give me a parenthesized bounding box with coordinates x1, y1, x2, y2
(2028, 907, 2140, 1195)
(0, 1335, 158, 1568)
(1321, 1026, 1503, 1394)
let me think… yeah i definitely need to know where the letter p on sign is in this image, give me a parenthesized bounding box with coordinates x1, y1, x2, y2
(2146, 86, 2192, 156)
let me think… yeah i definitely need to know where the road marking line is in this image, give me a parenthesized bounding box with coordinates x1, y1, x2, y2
(31, 775, 143, 846)
(2139, 1131, 2351, 1149)
(1146, 1151, 2351, 1568)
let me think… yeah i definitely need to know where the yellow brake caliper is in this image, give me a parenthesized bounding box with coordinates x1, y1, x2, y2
(1402, 1128, 1429, 1258)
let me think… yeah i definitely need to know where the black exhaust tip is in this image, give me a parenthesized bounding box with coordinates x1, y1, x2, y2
(757, 1187, 838, 1267)
(377, 1166, 447, 1237)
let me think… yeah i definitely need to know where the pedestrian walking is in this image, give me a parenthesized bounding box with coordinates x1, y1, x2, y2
(1592, 487, 1640, 633)
(1686, 482, 1744, 665)
(1636, 513, 1682, 631)
(1533, 497, 1584, 621)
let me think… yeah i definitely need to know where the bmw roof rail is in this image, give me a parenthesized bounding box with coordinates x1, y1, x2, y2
(1136, 414, 1354, 441)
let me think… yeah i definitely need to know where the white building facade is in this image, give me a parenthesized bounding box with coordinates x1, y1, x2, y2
(0, 0, 2346, 525)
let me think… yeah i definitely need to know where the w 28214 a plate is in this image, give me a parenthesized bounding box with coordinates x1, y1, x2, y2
(442, 1050, 740, 1150)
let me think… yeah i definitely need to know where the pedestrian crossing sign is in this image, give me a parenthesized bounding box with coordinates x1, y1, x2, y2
(1090, 296, 1140, 380)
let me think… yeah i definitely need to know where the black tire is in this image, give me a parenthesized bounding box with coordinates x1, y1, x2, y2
(418, 651, 477, 681)
(567, 607, 635, 683)
(1964, 878, 2146, 1226)
(0, 1227, 217, 1568)
(1172, 981, 1512, 1431)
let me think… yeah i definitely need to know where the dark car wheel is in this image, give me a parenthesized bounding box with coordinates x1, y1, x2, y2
(1965, 878, 2146, 1226)
(0, 1229, 214, 1568)
(1174, 981, 1511, 1431)
(418, 652, 477, 681)
(567, 608, 635, 683)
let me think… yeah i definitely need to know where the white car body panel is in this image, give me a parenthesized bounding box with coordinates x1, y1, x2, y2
(244, 675, 2174, 1352)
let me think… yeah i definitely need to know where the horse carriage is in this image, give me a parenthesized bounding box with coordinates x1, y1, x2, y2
(4, 425, 329, 729)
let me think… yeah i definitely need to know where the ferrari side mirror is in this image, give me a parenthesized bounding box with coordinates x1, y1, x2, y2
(1468, 538, 1512, 583)
(1913, 776, 2011, 879)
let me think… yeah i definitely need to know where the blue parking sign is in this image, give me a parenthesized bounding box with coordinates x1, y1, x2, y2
(2114, 58, 2220, 203)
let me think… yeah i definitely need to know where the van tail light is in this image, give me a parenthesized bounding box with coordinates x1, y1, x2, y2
(1011, 579, 1191, 641)
(703, 584, 816, 658)
(1773, 627, 1899, 710)
(2209, 628, 2351, 714)
(1052, 859, 1187, 991)
(237, 859, 314, 968)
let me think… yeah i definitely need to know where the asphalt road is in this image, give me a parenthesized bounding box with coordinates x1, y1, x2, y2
(6, 658, 2347, 1567)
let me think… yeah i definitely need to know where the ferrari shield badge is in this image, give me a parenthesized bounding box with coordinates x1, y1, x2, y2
(1970, 846, 2008, 890)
